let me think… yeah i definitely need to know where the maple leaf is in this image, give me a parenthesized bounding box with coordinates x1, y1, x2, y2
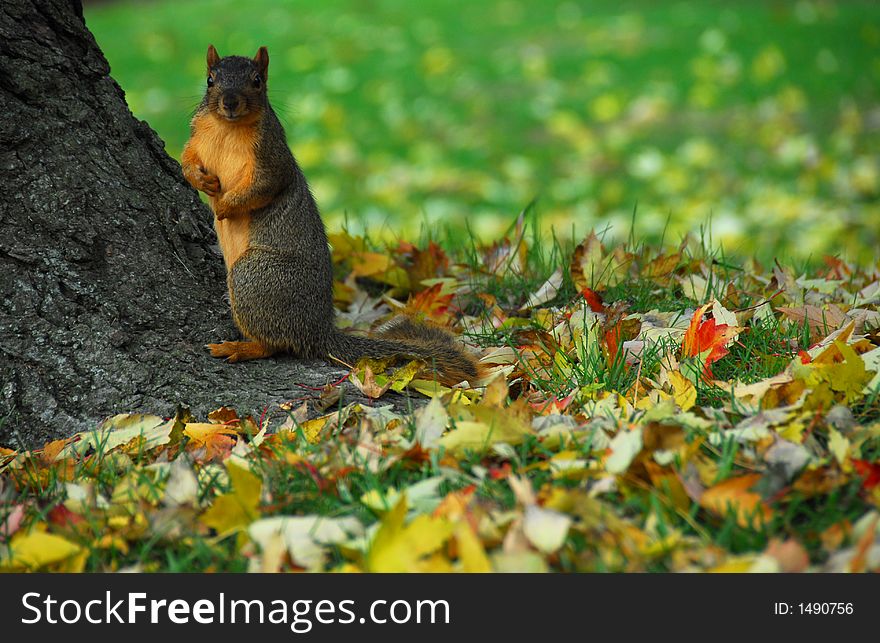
(403, 282, 455, 324)
(349, 363, 393, 399)
(184, 422, 239, 461)
(641, 251, 682, 286)
(778, 304, 846, 338)
(680, 302, 743, 378)
(405, 241, 451, 287)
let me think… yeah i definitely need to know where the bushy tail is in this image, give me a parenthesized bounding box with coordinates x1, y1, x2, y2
(328, 316, 480, 386)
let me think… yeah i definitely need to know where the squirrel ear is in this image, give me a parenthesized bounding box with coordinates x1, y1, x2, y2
(207, 44, 221, 70)
(254, 46, 269, 78)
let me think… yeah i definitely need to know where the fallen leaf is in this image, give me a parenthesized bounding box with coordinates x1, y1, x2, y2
(522, 505, 572, 554)
(200, 460, 262, 537)
(413, 396, 448, 449)
(249, 515, 364, 571)
(366, 496, 453, 572)
(605, 426, 643, 474)
(699, 473, 772, 529)
(59, 414, 171, 459)
(668, 369, 697, 411)
(523, 267, 563, 309)
(0, 530, 85, 572)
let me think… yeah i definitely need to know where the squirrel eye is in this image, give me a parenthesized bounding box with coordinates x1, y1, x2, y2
(207, 75, 214, 87)
(253, 74, 262, 88)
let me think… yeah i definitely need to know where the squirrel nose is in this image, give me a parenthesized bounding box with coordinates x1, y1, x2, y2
(222, 93, 240, 111)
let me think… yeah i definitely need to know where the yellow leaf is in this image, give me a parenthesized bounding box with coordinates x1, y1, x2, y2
(366, 496, 453, 572)
(454, 522, 492, 572)
(351, 252, 393, 278)
(409, 378, 452, 398)
(360, 488, 402, 513)
(777, 418, 807, 443)
(828, 429, 850, 468)
(668, 370, 697, 411)
(200, 461, 261, 537)
(183, 422, 239, 444)
(389, 359, 427, 393)
(0, 531, 85, 572)
(328, 231, 367, 261)
(59, 414, 171, 459)
(710, 555, 760, 573)
(438, 418, 531, 457)
(480, 375, 509, 408)
(522, 505, 572, 554)
(300, 416, 330, 444)
(793, 341, 871, 405)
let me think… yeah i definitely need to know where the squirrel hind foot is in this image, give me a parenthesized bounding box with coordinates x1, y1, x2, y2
(207, 340, 277, 363)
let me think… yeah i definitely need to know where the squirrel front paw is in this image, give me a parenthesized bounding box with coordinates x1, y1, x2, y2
(193, 167, 221, 197)
(183, 162, 219, 195)
(213, 199, 240, 220)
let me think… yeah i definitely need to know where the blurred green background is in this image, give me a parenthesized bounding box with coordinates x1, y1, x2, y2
(83, 0, 880, 263)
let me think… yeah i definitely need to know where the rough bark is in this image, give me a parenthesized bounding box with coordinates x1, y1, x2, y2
(0, 0, 413, 448)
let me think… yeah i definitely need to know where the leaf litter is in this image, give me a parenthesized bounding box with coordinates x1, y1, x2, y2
(1, 228, 879, 572)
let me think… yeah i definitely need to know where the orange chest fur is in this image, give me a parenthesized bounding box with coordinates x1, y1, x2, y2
(189, 114, 259, 270)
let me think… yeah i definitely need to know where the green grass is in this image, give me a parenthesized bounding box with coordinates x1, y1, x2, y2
(83, 0, 880, 262)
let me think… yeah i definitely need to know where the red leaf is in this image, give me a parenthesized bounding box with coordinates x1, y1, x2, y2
(581, 288, 604, 313)
(604, 326, 622, 366)
(681, 303, 740, 376)
(853, 459, 880, 491)
(48, 504, 84, 528)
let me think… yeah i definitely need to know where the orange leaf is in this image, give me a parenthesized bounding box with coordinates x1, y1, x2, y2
(184, 423, 239, 461)
(406, 242, 450, 287)
(404, 283, 454, 324)
(351, 252, 393, 278)
(681, 304, 740, 376)
(699, 473, 773, 529)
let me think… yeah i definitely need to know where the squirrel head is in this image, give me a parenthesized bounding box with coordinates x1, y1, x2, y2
(204, 45, 270, 123)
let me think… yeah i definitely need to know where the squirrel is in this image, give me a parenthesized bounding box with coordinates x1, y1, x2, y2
(180, 45, 480, 386)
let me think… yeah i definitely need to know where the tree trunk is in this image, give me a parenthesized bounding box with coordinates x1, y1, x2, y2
(0, 0, 389, 448)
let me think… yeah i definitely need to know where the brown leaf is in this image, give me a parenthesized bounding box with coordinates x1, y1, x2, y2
(778, 305, 846, 337)
(764, 538, 809, 572)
